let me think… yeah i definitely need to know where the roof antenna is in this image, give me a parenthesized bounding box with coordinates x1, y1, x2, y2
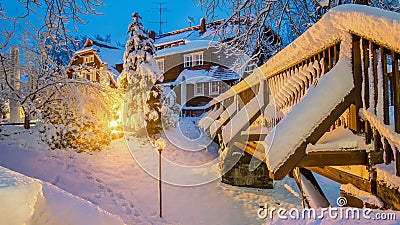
(150, 2, 170, 35)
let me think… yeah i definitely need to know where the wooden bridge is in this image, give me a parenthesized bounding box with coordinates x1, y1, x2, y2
(199, 5, 400, 209)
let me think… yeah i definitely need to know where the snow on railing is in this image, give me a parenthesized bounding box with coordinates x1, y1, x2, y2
(354, 35, 400, 176)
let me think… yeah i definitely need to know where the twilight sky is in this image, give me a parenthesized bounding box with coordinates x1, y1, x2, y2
(2, 0, 226, 45)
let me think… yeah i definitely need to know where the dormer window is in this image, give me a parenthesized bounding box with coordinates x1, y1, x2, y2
(184, 51, 203, 68)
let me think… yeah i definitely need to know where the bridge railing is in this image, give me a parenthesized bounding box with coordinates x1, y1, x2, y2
(353, 35, 400, 175)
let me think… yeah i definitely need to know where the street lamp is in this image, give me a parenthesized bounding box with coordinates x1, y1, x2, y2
(155, 138, 166, 218)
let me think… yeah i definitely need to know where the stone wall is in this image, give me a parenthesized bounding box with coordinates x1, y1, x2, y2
(220, 146, 273, 189)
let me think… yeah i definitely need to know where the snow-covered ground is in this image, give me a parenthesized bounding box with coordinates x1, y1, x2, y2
(0, 120, 398, 224)
(0, 122, 303, 225)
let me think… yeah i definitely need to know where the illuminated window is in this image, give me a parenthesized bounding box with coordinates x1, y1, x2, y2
(84, 55, 94, 64)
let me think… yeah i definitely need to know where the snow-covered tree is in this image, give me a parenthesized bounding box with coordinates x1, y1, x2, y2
(0, 0, 124, 151)
(118, 12, 163, 135)
(39, 82, 123, 151)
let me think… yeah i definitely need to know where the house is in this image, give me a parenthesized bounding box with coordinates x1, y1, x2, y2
(67, 38, 124, 88)
(154, 19, 253, 116)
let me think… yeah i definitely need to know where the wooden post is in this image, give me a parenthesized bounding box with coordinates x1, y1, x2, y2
(365, 121, 372, 145)
(384, 139, 394, 164)
(362, 39, 370, 109)
(396, 149, 400, 177)
(329, 47, 334, 70)
(351, 35, 362, 132)
(381, 47, 390, 125)
(373, 129, 382, 152)
(391, 51, 400, 133)
(371, 42, 378, 115)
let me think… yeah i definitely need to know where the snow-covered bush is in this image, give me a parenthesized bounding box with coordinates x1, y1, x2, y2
(118, 12, 163, 135)
(39, 83, 122, 152)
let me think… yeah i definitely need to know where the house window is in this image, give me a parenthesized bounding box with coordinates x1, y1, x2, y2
(195, 83, 204, 96)
(194, 53, 203, 66)
(84, 55, 94, 64)
(184, 51, 203, 68)
(184, 55, 192, 68)
(209, 82, 219, 95)
(156, 59, 165, 73)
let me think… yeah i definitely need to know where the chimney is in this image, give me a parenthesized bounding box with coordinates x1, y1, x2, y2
(149, 30, 156, 40)
(200, 18, 206, 33)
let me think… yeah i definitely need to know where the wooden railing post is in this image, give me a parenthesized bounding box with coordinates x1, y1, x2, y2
(381, 47, 390, 125)
(392, 51, 400, 133)
(351, 35, 363, 133)
(391, 51, 400, 176)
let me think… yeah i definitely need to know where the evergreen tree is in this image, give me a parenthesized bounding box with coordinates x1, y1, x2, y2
(118, 12, 163, 135)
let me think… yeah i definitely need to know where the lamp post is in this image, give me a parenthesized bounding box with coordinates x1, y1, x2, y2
(155, 138, 166, 218)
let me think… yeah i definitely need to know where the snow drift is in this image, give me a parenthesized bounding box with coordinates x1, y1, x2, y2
(0, 166, 125, 225)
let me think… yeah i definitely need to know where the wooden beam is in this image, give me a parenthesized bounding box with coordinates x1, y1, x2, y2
(298, 150, 369, 167)
(233, 141, 266, 164)
(307, 166, 372, 193)
(246, 134, 267, 142)
(271, 90, 356, 180)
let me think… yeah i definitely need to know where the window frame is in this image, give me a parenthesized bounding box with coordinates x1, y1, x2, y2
(193, 52, 204, 66)
(184, 54, 193, 68)
(194, 82, 204, 96)
(209, 81, 219, 95)
(184, 51, 204, 68)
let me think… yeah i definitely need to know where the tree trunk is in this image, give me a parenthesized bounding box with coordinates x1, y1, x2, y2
(24, 112, 30, 129)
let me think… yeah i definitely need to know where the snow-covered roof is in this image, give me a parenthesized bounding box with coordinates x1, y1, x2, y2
(155, 20, 222, 46)
(75, 39, 124, 74)
(174, 66, 240, 85)
(156, 40, 216, 58)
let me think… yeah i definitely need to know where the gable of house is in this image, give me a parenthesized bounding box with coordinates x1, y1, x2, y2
(68, 38, 124, 88)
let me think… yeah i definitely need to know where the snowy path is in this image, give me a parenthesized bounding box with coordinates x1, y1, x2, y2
(0, 125, 303, 224)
